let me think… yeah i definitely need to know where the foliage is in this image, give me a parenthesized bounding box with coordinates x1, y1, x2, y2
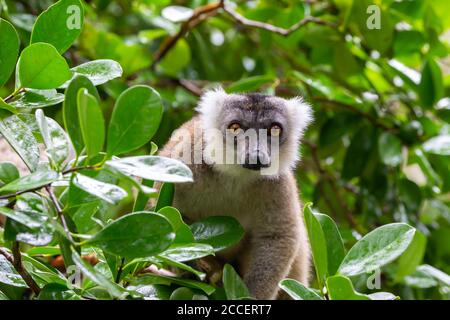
(0, 0, 449, 300)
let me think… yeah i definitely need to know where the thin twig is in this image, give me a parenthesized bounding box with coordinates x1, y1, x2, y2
(223, 4, 335, 36)
(0, 243, 41, 295)
(45, 186, 74, 243)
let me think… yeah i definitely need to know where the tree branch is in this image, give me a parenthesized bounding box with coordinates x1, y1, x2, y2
(151, 0, 333, 70)
(0, 243, 41, 295)
(222, 3, 335, 36)
(151, 0, 225, 69)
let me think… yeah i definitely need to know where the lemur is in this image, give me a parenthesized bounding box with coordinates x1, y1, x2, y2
(158, 88, 313, 299)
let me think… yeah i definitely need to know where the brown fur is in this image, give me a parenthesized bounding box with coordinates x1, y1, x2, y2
(158, 116, 310, 299)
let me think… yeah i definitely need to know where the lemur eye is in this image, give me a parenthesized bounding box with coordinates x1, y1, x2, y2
(270, 124, 282, 137)
(228, 123, 242, 135)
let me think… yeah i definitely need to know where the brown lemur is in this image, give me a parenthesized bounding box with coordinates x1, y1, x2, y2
(157, 87, 313, 299)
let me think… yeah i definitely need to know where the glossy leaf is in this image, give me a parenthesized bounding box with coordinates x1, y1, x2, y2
(157, 206, 194, 244)
(18, 43, 71, 89)
(326, 275, 370, 300)
(279, 279, 323, 300)
(73, 174, 127, 205)
(87, 212, 175, 259)
(0, 18, 20, 87)
(0, 170, 58, 194)
(31, 0, 84, 54)
(0, 113, 40, 171)
(60, 59, 122, 89)
(303, 204, 328, 287)
(107, 85, 163, 156)
(1, 193, 54, 246)
(63, 75, 99, 155)
(338, 223, 415, 277)
(315, 212, 346, 276)
(9, 89, 65, 109)
(36, 109, 71, 169)
(158, 243, 214, 262)
(106, 156, 193, 183)
(190, 216, 244, 252)
(77, 88, 105, 161)
(223, 264, 250, 300)
(0, 254, 28, 288)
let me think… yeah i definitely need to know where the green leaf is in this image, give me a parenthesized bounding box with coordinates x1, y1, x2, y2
(326, 275, 370, 300)
(77, 88, 105, 161)
(394, 231, 426, 283)
(107, 85, 163, 156)
(0, 162, 20, 185)
(423, 135, 450, 156)
(38, 283, 81, 300)
(87, 212, 175, 259)
(157, 206, 194, 244)
(1, 193, 54, 246)
(378, 132, 403, 167)
(223, 264, 250, 300)
(158, 243, 214, 262)
(60, 59, 123, 88)
(157, 256, 205, 280)
(0, 169, 58, 194)
(418, 59, 444, 108)
(279, 279, 323, 300)
(72, 174, 127, 205)
(35, 109, 71, 169)
(106, 156, 193, 183)
(303, 203, 328, 287)
(0, 254, 28, 288)
(159, 39, 191, 76)
(315, 213, 346, 276)
(18, 43, 71, 89)
(170, 287, 195, 300)
(226, 75, 275, 93)
(63, 75, 99, 155)
(132, 274, 215, 295)
(155, 183, 174, 212)
(9, 89, 65, 109)
(0, 113, 40, 171)
(190, 216, 244, 252)
(71, 251, 126, 299)
(31, 0, 84, 54)
(338, 223, 415, 277)
(0, 98, 17, 114)
(0, 18, 20, 87)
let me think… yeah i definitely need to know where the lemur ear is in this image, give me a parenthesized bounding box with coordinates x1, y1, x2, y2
(196, 86, 227, 115)
(285, 96, 313, 137)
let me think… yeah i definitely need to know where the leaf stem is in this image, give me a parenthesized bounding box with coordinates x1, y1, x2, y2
(3, 87, 25, 103)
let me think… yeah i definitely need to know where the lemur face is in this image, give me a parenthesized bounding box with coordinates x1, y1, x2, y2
(218, 93, 290, 171)
(197, 88, 313, 177)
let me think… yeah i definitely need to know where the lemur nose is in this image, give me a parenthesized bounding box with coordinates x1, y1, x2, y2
(243, 150, 270, 170)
